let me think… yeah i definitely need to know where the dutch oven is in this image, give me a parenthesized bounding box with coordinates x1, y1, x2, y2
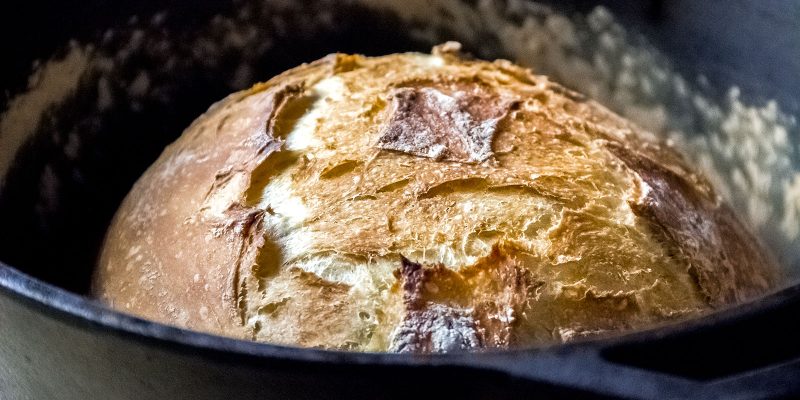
(1, 0, 799, 398)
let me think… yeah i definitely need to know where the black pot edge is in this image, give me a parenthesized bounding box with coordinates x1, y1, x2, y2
(2, 259, 800, 382)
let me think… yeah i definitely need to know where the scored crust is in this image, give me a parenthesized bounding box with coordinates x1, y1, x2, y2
(93, 43, 779, 352)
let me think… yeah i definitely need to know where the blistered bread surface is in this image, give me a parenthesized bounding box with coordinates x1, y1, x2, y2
(94, 45, 778, 352)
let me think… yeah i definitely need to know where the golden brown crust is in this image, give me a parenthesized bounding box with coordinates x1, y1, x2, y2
(94, 44, 780, 352)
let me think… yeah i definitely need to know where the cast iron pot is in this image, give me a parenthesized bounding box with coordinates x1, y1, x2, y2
(2, 1, 800, 398)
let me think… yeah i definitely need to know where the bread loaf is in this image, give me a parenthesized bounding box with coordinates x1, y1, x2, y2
(93, 43, 779, 352)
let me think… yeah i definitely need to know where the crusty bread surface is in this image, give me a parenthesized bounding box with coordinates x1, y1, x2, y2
(94, 43, 778, 352)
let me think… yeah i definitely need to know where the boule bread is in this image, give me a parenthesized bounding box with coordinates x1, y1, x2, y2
(93, 43, 779, 352)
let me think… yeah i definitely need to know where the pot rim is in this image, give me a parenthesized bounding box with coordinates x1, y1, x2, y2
(1, 259, 797, 367)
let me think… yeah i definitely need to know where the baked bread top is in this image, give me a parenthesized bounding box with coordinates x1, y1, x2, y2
(94, 43, 778, 352)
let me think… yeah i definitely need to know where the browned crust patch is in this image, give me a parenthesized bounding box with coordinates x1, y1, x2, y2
(606, 142, 779, 306)
(377, 82, 516, 163)
(389, 245, 536, 353)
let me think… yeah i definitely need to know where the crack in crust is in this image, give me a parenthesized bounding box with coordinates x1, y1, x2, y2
(197, 84, 307, 324)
